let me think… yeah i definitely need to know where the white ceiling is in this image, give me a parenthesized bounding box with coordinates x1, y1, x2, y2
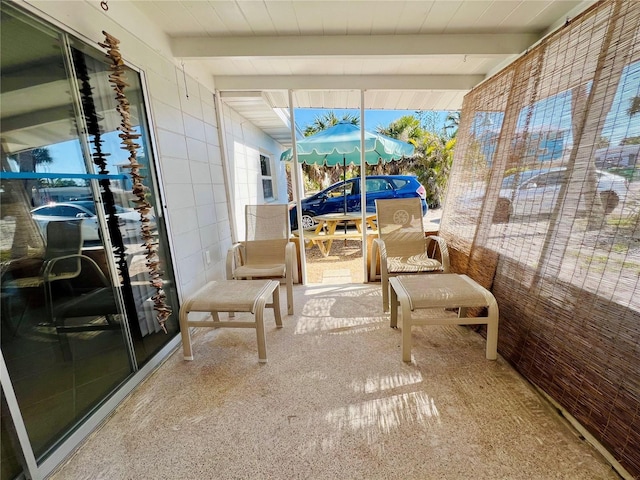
(131, 0, 596, 145)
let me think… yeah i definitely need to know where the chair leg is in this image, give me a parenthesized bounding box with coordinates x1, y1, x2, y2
(254, 297, 267, 363)
(53, 315, 73, 361)
(381, 275, 390, 313)
(485, 300, 499, 360)
(286, 275, 293, 315)
(401, 302, 413, 363)
(179, 307, 194, 361)
(271, 286, 282, 327)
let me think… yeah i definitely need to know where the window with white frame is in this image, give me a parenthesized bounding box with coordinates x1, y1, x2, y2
(260, 154, 274, 200)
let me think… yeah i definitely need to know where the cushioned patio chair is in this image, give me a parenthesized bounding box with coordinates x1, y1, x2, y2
(226, 204, 296, 315)
(371, 198, 450, 312)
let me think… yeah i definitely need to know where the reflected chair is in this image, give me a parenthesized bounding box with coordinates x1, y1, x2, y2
(226, 204, 296, 315)
(3, 219, 121, 357)
(49, 253, 121, 359)
(371, 198, 450, 312)
(2, 220, 84, 331)
(5, 219, 84, 286)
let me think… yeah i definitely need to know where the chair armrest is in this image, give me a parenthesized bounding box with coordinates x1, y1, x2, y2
(225, 242, 245, 280)
(43, 254, 109, 285)
(285, 241, 299, 284)
(370, 237, 388, 281)
(425, 235, 450, 273)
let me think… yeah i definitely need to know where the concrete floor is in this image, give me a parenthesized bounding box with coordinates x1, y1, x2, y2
(50, 281, 620, 480)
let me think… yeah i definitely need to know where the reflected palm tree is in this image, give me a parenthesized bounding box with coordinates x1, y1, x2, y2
(627, 95, 640, 117)
(2, 147, 53, 258)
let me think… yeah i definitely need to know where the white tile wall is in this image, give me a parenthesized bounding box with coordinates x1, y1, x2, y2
(219, 210, 233, 231)
(186, 138, 209, 166)
(193, 184, 215, 206)
(168, 206, 200, 236)
(196, 204, 217, 228)
(150, 99, 185, 135)
(158, 156, 192, 185)
(173, 228, 203, 260)
(157, 129, 189, 160)
(179, 256, 207, 298)
(163, 183, 196, 211)
(199, 223, 220, 247)
(212, 183, 227, 204)
(183, 114, 207, 142)
(178, 87, 205, 120)
(147, 72, 182, 110)
(204, 123, 220, 150)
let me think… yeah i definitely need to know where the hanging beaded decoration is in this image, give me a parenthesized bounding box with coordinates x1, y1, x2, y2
(98, 31, 171, 333)
(72, 48, 140, 328)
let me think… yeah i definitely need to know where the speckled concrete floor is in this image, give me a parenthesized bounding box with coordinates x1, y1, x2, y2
(50, 283, 620, 480)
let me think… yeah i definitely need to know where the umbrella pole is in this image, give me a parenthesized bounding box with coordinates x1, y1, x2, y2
(343, 156, 348, 241)
(343, 156, 347, 215)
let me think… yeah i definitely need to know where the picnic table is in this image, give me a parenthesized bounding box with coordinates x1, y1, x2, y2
(293, 212, 377, 257)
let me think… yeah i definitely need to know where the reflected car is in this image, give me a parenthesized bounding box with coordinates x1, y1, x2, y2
(31, 200, 155, 242)
(289, 175, 428, 230)
(468, 167, 629, 223)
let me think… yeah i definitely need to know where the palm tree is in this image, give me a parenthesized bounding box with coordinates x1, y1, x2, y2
(303, 111, 359, 136)
(379, 114, 455, 208)
(413, 132, 455, 208)
(377, 115, 421, 144)
(375, 115, 421, 175)
(443, 111, 461, 138)
(300, 111, 361, 187)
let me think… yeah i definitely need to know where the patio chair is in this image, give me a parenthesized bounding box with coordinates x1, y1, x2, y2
(226, 204, 296, 315)
(371, 198, 450, 312)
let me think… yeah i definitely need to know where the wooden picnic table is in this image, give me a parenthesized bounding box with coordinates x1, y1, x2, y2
(294, 212, 377, 257)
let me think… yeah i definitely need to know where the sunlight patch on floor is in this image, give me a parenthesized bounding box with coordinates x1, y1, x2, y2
(350, 371, 424, 394)
(323, 391, 441, 435)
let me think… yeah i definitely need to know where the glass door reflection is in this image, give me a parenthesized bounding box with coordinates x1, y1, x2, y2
(0, 6, 132, 461)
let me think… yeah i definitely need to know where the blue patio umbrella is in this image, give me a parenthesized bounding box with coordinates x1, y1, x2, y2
(280, 121, 415, 218)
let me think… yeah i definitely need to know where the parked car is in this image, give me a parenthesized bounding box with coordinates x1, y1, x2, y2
(31, 200, 155, 242)
(468, 167, 629, 223)
(289, 175, 428, 230)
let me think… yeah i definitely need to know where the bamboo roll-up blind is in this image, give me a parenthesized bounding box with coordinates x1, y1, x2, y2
(439, 1, 640, 476)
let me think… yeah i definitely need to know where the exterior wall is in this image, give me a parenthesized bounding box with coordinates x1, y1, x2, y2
(219, 103, 289, 242)
(23, 0, 288, 300)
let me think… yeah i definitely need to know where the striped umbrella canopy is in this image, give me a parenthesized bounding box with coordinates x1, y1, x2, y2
(280, 121, 414, 166)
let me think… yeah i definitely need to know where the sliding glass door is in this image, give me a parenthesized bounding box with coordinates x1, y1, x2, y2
(0, 4, 179, 478)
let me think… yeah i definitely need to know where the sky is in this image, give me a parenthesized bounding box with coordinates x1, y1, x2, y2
(37, 130, 128, 178)
(293, 108, 451, 133)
